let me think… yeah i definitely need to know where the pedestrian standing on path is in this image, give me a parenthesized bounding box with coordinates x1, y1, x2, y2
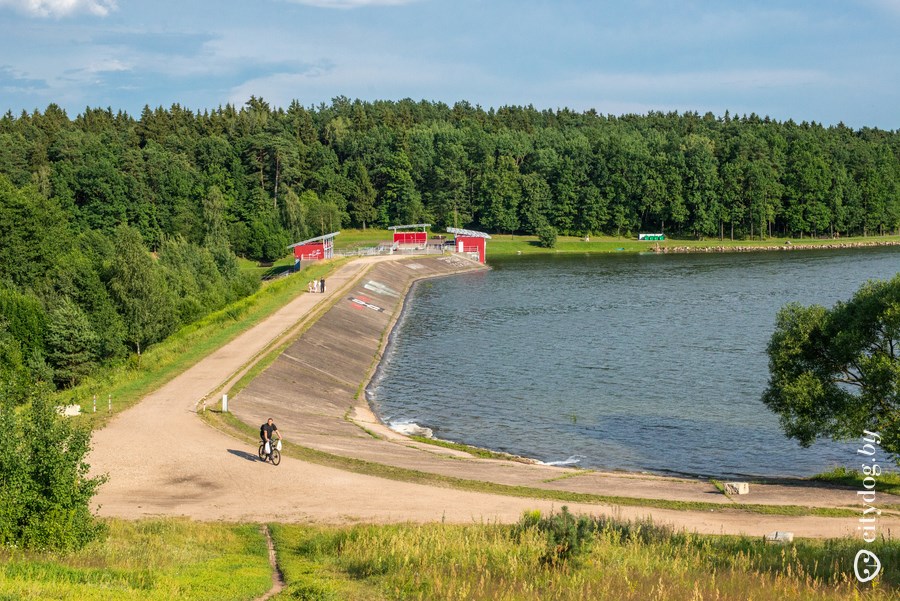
(320, 278, 326, 293)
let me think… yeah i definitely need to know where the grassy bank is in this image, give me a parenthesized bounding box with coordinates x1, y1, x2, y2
(486, 233, 900, 255)
(328, 228, 900, 257)
(270, 518, 898, 600)
(0, 520, 271, 601)
(813, 467, 900, 496)
(59, 259, 346, 429)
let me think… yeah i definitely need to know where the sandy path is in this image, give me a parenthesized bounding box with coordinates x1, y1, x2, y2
(89, 257, 893, 538)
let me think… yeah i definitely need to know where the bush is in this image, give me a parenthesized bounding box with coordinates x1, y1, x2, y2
(518, 506, 593, 566)
(0, 386, 106, 550)
(536, 225, 558, 248)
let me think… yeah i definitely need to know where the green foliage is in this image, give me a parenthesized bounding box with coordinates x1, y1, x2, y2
(0, 285, 47, 358)
(536, 223, 558, 248)
(45, 298, 99, 388)
(0, 176, 70, 287)
(107, 226, 177, 359)
(763, 273, 900, 462)
(0, 386, 106, 551)
(6, 100, 900, 257)
(517, 506, 594, 565)
(0, 325, 32, 406)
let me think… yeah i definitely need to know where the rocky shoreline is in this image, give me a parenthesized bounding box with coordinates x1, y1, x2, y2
(652, 239, 900, 254)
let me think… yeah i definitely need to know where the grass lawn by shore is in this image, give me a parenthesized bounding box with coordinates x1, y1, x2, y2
(487, 232, 900, 255)
(813, 467, 900, 497)
(327, 228, 900, 257)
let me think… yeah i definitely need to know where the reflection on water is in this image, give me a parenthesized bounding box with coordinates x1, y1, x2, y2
(369, 247, 900, 478)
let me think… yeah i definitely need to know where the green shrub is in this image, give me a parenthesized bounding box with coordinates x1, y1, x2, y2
(536, 224, 558, 248)
(519, 506, 593, 566)
(0, 386, 106, 550)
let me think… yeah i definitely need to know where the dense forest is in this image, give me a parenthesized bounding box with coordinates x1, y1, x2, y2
(1, 97, 900, 394)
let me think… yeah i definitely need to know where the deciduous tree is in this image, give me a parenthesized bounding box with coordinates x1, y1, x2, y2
(762, 274, 900, 462)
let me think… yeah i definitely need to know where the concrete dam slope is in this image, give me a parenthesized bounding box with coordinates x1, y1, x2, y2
(231, 254, 488, 459)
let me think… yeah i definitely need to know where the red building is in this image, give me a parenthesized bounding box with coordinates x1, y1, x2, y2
(288, 232, 340, 261)
(447, 227, 491, 264)
(389, 224, 430, 245)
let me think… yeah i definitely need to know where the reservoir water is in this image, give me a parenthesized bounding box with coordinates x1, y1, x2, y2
(368, 246, 900, 478)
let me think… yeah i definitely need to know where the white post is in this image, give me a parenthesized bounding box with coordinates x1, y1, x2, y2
(107, 394, 111, 412)
(222, 394, 228, 412)
(93, 394, 96, 413)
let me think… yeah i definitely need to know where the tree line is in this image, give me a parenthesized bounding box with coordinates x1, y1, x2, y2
(2, 98, 899, 258)
(0, 174, 257, 396)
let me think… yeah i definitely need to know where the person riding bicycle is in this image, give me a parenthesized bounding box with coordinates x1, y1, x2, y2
(259, 418, 282, 460)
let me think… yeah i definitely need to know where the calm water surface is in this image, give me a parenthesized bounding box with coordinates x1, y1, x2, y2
(368, 247, 900, 478)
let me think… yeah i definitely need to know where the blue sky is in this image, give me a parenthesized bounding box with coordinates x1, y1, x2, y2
(1, 0, 898, 128)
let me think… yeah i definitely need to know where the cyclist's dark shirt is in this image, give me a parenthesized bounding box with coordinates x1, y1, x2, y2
(260, 422, 278, 440)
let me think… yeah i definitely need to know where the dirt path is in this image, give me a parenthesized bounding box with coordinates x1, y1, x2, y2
(88, 256, 897, 539)
(257, 525, 284, 601)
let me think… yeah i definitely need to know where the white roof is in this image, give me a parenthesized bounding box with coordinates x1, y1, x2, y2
(287, 232, 340, 248)
(447, 227, 492, 239)
(389, 224, 431, 230)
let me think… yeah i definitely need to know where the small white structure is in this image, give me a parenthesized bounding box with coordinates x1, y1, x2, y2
(724, 482, 750, 495)
(57, 404, 82, 417)
(765, 531, 794, 544)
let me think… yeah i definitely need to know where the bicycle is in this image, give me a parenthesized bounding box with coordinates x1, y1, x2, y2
(258, 439, 282, 465)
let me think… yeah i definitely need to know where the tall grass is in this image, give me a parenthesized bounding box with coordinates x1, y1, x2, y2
(0, 519, 271, 600)
(813, 467, 900, 497)
(271, 516, 898, 601)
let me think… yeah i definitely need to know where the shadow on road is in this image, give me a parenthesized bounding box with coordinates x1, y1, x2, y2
(228, 449, 261, 462)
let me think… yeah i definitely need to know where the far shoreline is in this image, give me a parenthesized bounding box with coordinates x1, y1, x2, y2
(485, 233, 900, 257)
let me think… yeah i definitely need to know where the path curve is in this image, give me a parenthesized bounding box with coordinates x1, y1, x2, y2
(89, 256, 897, 538)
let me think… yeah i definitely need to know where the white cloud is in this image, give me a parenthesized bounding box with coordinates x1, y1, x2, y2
(568, 69, 832, 95)
(225, 50, 493, 108)
(867, 0, 900, 14)
(0, 0, 117, 18)
(85, 58, 130, 73)
(284, 0, 418, 8)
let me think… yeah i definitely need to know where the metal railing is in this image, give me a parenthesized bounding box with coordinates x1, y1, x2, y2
(334, 245, 447, 258)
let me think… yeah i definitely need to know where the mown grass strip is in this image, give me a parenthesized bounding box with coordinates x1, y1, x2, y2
(478, 233, 900, 256)
(202, 410, 859, 519)
(329, 228, 900, 257)
(812, 466, 900, 496)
